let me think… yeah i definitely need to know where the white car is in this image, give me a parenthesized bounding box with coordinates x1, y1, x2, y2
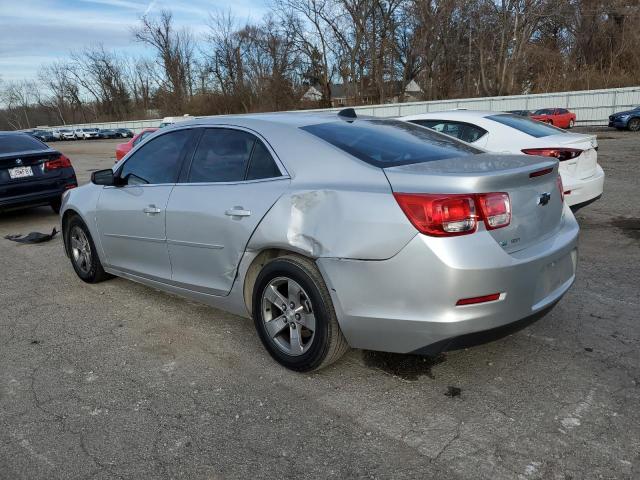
(399, 111, 604, 209)
(74, 128, 100, 140)
(60, 129, 76, 140)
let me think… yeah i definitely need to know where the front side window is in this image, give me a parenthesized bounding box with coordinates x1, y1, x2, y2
(410, 120, 487, 144)
(487, 114, 566, 138)
(301, 119, 481, 168)
(133, 130, 155, 147)
(188, 128, 281, 183)
(119, 129, 192, 185)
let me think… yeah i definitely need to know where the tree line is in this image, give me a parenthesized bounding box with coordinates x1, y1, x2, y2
(1, 0, 639, 130)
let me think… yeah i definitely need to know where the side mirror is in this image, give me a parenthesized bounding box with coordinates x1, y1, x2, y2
(91, 169, 116, 186)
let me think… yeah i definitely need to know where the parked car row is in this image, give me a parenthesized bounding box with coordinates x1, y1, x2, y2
(25, 128, 134, 142)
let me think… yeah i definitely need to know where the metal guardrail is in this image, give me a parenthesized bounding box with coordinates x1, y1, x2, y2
(43, 86, 640, 132)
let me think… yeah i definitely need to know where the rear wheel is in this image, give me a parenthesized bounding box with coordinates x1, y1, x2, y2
(628, 118, 640, 132)
(252, 255, 349, 371)
(50, 198, 61, 214)
(65, 216, 112, 283)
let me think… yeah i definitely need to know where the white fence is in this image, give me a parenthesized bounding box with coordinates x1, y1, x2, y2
(46, 86, 640, 133)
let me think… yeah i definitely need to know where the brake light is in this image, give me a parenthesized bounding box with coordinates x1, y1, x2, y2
(44, 155, 72, 171)
(393, 193, 477, 236)
(556, 175, 564, 202)
(521, 148, 582, 161)
(476, 192, 511, 230)
(393, 192, 511, 237)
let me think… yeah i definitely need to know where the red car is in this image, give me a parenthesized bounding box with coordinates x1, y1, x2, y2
(115, 128, 158, 161)
(530, 108, 576, 129)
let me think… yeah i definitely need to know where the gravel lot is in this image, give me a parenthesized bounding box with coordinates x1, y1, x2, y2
(1, 132, 638, 480)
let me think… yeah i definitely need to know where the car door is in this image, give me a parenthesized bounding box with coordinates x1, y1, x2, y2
(165, 127, 290, 295)
(96, 128, 194, 281)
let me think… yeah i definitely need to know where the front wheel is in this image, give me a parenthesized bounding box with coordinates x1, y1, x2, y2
(568, 119, 575, 129)
(628, 118, 640, 132)
(64, 216, 112, 283)
(252, 255, 349, 371)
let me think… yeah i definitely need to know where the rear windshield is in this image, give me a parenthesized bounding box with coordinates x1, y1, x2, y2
(0, 134, 47, 154)
(487, 114, 566, 138)
(300, 119, 481, 167)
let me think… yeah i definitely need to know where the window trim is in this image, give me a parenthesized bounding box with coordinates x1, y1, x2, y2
(113, 127, 196, 187)
(409, 119, 489, 143)
(178, 125, 288, 186)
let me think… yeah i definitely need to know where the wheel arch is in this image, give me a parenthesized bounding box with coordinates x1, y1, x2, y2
(61, 208, 82, 257)
(242, 248, 320, 316)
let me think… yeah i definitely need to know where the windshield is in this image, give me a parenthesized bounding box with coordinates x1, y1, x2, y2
(0, 134, 47, 154)
(300, 119, 481, 168)
(487, 114, 566, 138)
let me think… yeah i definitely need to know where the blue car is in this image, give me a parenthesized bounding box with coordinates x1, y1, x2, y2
(609, 107, 640, 131)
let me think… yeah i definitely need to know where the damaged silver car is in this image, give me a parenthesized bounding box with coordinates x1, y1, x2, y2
(61, 110, 579, 371)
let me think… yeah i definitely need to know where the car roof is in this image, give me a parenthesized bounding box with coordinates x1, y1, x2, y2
(177, 111, 374, 129)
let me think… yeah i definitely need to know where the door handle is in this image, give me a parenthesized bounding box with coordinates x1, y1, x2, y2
(225, 207, 251, 217)
(143, 205, 162, 215)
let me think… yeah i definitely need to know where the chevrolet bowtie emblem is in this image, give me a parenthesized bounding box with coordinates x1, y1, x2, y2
(538, 192, 551, 206)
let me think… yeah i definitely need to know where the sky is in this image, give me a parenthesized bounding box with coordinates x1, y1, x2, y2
(0, 0, 268, 82)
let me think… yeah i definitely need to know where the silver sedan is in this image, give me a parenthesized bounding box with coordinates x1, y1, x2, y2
(61, 110, 579, 371)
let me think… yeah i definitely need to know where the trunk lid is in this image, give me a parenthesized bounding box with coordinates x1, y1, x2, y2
(0, 149, 62, 186)
(383, 153, 563, 253)
(543, 133, 598, 180)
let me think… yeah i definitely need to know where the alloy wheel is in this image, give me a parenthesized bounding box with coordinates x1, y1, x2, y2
(261, 276, 316, 356)
(70, 226, 92, 275)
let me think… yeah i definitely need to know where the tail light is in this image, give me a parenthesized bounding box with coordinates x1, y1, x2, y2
(44, 154, 72, 171)
(476, 192, 511, 230)
(521, 148, 582, 161)
(556, 175, 564, 202)
(393, 192, 511, 237)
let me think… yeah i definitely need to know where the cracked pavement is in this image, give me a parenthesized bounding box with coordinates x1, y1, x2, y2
(0, 133, 639, 479)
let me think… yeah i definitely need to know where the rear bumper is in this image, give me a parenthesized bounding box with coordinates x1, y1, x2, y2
(563, 165, 605, 207)
(317, 206, 579, 354)
(0, 172, 77, 211)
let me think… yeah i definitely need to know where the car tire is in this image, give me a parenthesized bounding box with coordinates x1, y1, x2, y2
(64, 215, 112, 283)
(568, 119, 575, 129)
(628, 118, 640, 132)
(252, 255, 349, 372)
(50, 198, 61, 214)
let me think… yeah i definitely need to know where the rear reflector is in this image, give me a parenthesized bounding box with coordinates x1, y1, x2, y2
(456, 293, 501, 306)
(529, 167, 554, 178)
(393, 192, 511, 237)
(521, 148, 582, 161)
(44, 154, 72, 171)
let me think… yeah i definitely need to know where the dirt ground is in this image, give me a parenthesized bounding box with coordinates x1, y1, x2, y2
(0, 131, 638, 479)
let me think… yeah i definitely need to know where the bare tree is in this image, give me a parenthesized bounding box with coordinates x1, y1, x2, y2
(133, 9, 195, 114)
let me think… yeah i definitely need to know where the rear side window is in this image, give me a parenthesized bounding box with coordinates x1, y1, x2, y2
(300, 119, 480, 168)
(120, 129, 192, 185)
(487, 114, 566, 138)
(188, 128, 281, 183)
(410, 120, 487, 143)
(0, 134, 47, 154)
(246, 141, 281, 180)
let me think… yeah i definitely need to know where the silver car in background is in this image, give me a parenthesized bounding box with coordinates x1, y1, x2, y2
(60, 111, 578, 371)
